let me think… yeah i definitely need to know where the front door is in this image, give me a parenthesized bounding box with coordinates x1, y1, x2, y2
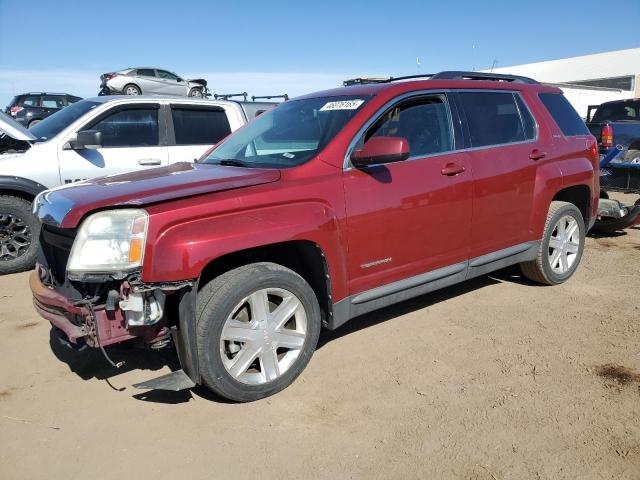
(58, 105, 168, 184)
(156, 70, 189, 96)
(343, 94, 472, 295)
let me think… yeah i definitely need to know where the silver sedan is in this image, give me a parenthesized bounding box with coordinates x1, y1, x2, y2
(99, 67, 208, 97)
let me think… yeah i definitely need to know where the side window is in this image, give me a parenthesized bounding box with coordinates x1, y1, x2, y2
(20, 96, 39, 107)
(85, 108, 159, 147)
(514, 94, 536, 140)
(41, 96, 65, 109)
(458, 92, 526, 147)
(158, 70, 179, 81)
(538, 93, 589, 136)
(136, 69, 156, 77)
(364, 96, 454, 157)
(171, 107, 231, 145)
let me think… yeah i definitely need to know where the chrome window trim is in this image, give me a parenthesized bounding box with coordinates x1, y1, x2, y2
(343, 88, 540, 171)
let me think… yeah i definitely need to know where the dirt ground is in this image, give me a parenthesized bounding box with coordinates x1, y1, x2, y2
(1, 195, 639, 480)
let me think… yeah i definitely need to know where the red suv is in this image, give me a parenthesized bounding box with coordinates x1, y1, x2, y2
(31, 71, 599, 401)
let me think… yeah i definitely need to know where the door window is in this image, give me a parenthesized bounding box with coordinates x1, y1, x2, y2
(364, 96, 454, 157)
(458, 92, 529, 147)
(136, 69, 156, 77)
(20, 96, 39, 107)
(41, 96, 65, 108)
(84, 108, 159, 147)
(157, 70, 179, 81)
(171, 107, 231, 145)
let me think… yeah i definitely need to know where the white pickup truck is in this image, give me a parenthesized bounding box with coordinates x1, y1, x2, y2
(0, 95, 277, 273)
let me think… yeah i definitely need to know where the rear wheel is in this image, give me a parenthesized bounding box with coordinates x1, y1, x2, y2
(0, 196, 40, 275)
(196, 262, 321, 402)
(520, 201, 585, 285)
(123, 84, 141, 95)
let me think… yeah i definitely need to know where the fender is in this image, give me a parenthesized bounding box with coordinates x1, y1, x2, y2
(0, 175, 47, 198)
(142, 199, 349, 301)
(529, 162, 563, 239)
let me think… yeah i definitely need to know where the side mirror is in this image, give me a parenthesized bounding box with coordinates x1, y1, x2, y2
(74, 130, 103, 150)
(176, 77, 183, 82)
(351, 136, 410, 168)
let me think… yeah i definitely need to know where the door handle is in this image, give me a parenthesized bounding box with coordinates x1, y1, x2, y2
(529, 149, 547, 161)
(441, 163, 465, 176)
(137, 158, 161, 166)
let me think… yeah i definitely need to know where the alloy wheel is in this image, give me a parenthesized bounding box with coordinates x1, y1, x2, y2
(547, 214, 580, 274)
(219, 288, 307, 385)
(0, 213, 31, 261)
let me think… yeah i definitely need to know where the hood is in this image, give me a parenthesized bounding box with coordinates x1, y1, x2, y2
(187, 78, 207, 87)
(34, 162, 281, 228)
(0, 111, 37, 141)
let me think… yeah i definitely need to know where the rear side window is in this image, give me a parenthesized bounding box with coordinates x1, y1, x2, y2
(136, 69, 156, 77)
(171, 107, 231, 145)
(86, 108, 159, 147)
(20, 96, 39, 107)
(539, 93, 589, 136)
(41, 96, 65, 108)
(458, 92, 528, 147)
(365, 96, 454, 157)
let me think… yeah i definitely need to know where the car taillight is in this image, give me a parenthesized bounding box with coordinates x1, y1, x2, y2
(590, 140, 598, 162)
(9, 106, 23, 115)
(601, 124, 613, 148)
(103, 73, 118, 81)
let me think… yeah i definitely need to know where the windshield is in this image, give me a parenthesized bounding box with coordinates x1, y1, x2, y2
(30, 100, 100, 141)
(200, 95, 371, 168)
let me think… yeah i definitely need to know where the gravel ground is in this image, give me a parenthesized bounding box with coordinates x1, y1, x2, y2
(0, 194, 638, 480)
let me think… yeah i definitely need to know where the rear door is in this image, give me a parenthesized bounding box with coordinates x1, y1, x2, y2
(343, 93, 472, 295)
(455, 90, 540, 257)
(39, 95, 65, 117)
(134, 69, 161, 94)
(167, 104, 242, 163)
(57, 104, 169, 183)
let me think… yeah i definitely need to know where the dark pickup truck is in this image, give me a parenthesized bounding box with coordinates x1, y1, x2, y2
(587, 98, 640, 164)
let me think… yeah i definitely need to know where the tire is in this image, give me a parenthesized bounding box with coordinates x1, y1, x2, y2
(196, 262, 321, 402)
(0, 196, 40, 275)
(188, 88, 203, 98)
(28, 119, 41, 128)
(520, 201, 586, 285)
(624, 149, 640, 164)
(123, 84, 141, 95)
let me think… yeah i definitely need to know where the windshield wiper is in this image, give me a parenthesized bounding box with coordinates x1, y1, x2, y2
(218, 159, 251, 168)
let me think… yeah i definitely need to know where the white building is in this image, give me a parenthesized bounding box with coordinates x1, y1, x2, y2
(486, 48, 640, 117)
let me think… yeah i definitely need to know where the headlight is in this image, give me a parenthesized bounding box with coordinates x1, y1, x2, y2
(67, 209, 148, 273)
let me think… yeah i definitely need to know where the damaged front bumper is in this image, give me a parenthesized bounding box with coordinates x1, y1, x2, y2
(30, 266, 201, 391)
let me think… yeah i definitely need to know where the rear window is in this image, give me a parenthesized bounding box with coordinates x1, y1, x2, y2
(592, 101, 639, 123)
(171, 107, 231, 145)
(458, 92, 531, 147)
(539, 93, 589, 136)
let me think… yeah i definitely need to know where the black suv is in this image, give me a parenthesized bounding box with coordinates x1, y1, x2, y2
(5, 93, 82, 128)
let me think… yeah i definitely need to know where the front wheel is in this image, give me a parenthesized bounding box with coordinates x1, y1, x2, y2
(188, 88, 203, 98)
(520, 201, 586, 285)
(196, 262, 321, 402)
(0, 196, 40, 275)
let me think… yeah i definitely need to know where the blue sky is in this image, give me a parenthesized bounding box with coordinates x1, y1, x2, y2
(0, 0, 638, 106)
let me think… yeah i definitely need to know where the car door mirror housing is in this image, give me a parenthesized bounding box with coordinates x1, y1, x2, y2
(74, 130, 103, 150)
(351, 136, 410, 168)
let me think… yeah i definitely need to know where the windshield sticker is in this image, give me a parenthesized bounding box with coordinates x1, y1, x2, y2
(282, 152, 295, 159)
(319, 99, 365, 111)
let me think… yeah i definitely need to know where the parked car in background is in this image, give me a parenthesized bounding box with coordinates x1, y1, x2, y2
(99, 68, 209, 97)
(0, 95, 278, 274)
(5, 93, 82, 128)
(30, 71, 598, 402)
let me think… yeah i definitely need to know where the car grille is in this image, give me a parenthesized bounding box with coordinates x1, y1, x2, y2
(39, 224, 76, 286)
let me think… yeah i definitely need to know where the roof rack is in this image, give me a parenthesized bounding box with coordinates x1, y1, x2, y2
(214, 92, 248, 101)
(430, 71, 539, 84)
(251, 94, 289, 102)
(343, 71, 538, 86)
